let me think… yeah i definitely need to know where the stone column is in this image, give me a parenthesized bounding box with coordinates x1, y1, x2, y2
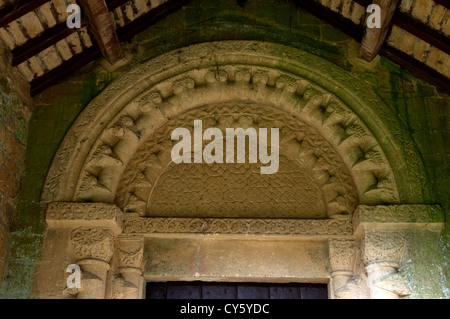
(362, 231, 406, 299)
(328, 238, 356, 299)
(70, 227, 116, 299)
(40, 202, 123, 299)
(112, 237, 145, 299)
(352, 204, 444, 299)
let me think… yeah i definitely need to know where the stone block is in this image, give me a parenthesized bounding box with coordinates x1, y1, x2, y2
(0, 259, 4, 283)
(197, 238, 329, 282)
(144, 237, 199, 279)
(0, 224, 9, 260)
(30, 261, 67, 298)
(0, 260, 36, 298)
(0, 165, 19, 198)
(143, 236, 329, 283)
(1, 198, 15, 231)
(0, 126, 25, 163)
(39, 228, 71, 263)
(0, 149, 20, 180)
(8, 232, 44, 261)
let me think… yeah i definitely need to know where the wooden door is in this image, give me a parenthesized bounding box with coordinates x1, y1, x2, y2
(146, 281, 328, 299)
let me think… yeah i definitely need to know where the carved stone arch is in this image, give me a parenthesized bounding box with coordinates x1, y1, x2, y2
(42, 41, 431, 207)
(37, 41, 443, 299)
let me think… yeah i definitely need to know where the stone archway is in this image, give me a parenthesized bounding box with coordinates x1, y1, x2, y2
(34, 41, 444, 299)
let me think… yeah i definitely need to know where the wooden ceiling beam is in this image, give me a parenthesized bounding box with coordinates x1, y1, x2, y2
(30, 45, 102, 96)
(29, 0, 192, 96)
(116, 0, 194, 41)
(432, 0, 450, 9)
(359, 0, 401, 62)
(381, 45, 450, 94)
(0, 0, 50, 28)
(105, 0, 132, 11)
(393, 12, 450, 55)
(288, 0, 365, 41)
(78, 0, 123, 65)
(11, 19, 88, 66)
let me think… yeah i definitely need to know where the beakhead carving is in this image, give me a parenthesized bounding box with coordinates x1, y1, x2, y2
(42, 41, 430, 216)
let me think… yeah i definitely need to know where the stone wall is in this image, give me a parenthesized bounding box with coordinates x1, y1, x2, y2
(0, 37, 32, 292)
(0, 0, 448, 298)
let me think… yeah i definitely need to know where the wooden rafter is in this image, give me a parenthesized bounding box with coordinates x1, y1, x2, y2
(29, 0, 192, 96)
(11, 19, 88, 66)
(433, 0, 450, 9)
(30, 45, 102, 96)
(290, 0, 449, 93)
(393, 12, 450, 56)
(0, 0, 50, 28)
(288, 0, 365, 41)
(105, 0, 132, 11)
(359, 0, 401, 62)
(79, 0, 123, 65)
(23, 0, 450, 96)
(381, 45, 450, 93)
(116, 0, 193, 40)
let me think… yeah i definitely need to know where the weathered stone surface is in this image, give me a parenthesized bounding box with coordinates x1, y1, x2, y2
(0, 0, 448, 299)
(143, 237, 329, 282)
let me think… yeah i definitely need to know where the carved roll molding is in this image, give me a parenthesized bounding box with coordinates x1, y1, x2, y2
(36, 41, 445, 299)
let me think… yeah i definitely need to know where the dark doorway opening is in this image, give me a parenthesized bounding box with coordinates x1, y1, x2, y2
(146, 281, 328, 299)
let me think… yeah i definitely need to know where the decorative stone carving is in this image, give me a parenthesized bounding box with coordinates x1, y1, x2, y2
(46, 202, 124, 234)
(329, 238, 357, 274)
(123, 215, 353, 236)
(362, 231, 406, 267)
(354, 204, 444, 230)
(111, 274, 138, 299)
(63, 264, 105, 299)
(116, 103, 359, 219)
(334, 275, 370, 299)
(372, 269, 411, 297)
(328, 238, 357, 296)
(113, 238, 145, 299)
(362, 230, 408, 299)
(117, 238, 144, 270)
(38, 41, 438, 299)
(70, 227, 115, 262)
(42, 41, 430, 211)
(68, 228, 116, 299)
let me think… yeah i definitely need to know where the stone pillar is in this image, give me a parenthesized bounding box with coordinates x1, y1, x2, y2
(70, 227, 116, 299)
(38, 202, 123, 299)
(353, 204, 444, 299)
(362, 231, 406, 299)
(328, 238, 356, 299)
(112, 237, 145, 299)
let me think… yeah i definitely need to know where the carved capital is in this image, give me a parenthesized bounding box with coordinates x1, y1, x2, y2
(362, 231, 406, 268)
(117, 238, 144, 271)
(328, 238, 357, 276)
(70, 227, 115, 263)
